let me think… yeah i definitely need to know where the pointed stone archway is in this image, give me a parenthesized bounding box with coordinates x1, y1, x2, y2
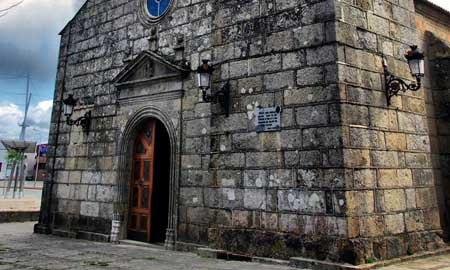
(115, 106, 180, 249)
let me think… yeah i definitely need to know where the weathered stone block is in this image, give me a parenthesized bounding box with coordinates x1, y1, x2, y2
(384, 189, 407, 212)
(343, 149, 370, 167)
(416, 188, 437, 209)
(306, 45, 336, 65)
(81, 171, 101, 184)
(181, 155, 202, 169)
(261, 212, 278, 231)
(278, 190, 326, 213)
(268, 169, 294, 187)
(346, 191, 374, 215)
(232, 210, 255, 228)
(217, 170, 240, 187)
(368, 13, 390, 36)
(68, 171, 82, 184)
(180, 187, 203, 207)
(96, 185, 114, 203)
(244, 189, 266, 210)
(284, 85, 340, 106)
(280, 129, 302, 149)
(221, 188, 244, 209)
(339, 104, 370, 126)
(349, 128, 385, 149)
(398, 112, 426, 133)
(405, 210, 425, 232)
(265, 30, 294, 52)
(248, 55, 282, 75)
(246, 152, 282, 168)
(406, 134, 430, 151)
(303, 127, 343, 148)
(229, 59, 248, 78)
(282, 50, 306, 70)
(385, 132, 407, 150)
(385, 213, 405, 234)
(80, 201, 100, 217)
(299, 150, 322, 167)
(264, 71, 294, 90)
(296, 105, 328, 126)
(243, 170, 267, 188)
(378, 169, 413, 188)
(360, 215, 384, 237)
(293, 23, 325, 48)
(354, 169, 376, 189)
(405, 153, 430, 168)
(297, 67, 324, 86)
(279, 214, 302, 234)
(371, 151, 399, 168)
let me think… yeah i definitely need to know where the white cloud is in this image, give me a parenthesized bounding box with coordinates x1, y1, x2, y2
(0, 100, 53, 143)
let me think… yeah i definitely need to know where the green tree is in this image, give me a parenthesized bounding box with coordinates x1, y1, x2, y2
(6, 150, 24, 164)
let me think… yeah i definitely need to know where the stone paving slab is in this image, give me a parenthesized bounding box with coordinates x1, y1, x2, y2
(0, 223, 300, 270)
(0, 199, 41, 211)
(378, 254, 450, 270)
(1, 222, 449, 270)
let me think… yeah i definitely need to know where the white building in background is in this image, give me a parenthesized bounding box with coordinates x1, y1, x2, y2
(0, 142, 37, 181)
(0, 144, 7, 180)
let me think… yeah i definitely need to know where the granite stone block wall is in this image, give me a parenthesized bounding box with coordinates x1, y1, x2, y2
(35, 0, 448, 265)
(334, 0, 446, 264)
(416, 0, 450, 238)
(177, 0, 353, 262)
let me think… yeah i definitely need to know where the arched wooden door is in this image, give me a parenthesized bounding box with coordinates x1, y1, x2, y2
(128, 119, 156, 242)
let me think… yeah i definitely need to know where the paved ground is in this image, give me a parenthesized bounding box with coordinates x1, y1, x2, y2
(379, 254, 450, 270)
(0, 222, 449, 270)
(1, 181, 43, 197)
(0, 181, 42, 211)
(0, 222, 300, 270)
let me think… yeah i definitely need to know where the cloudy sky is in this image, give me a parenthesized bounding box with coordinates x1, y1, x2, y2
(0, 0, 84, 144)
(0, 0, 449, 144)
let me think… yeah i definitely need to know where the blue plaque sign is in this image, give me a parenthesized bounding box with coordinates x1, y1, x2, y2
(147, 0, 172, 18)
(255, 106, 282, 133)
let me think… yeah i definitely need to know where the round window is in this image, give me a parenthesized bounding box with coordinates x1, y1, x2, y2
(146, 0, 172, 19)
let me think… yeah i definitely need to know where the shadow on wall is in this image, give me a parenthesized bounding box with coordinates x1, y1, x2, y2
(426, 31, 450, 241)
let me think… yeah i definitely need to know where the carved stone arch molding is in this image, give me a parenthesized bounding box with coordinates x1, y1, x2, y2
(115, 106, 179, 249)
(138, 0, 176, 26)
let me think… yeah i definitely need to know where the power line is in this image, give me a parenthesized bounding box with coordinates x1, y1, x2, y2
(0, 0, 24, 13)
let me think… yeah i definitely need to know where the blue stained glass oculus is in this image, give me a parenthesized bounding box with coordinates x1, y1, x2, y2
(147, 0, 171, 18)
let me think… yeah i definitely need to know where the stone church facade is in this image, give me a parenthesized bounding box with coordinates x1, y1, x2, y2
(35, 0, 450, 265)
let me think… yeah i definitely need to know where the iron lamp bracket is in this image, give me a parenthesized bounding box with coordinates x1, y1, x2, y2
(383, 53, 423, 106)
(201, 82, 230, 117)
(66, 111, 91, 133)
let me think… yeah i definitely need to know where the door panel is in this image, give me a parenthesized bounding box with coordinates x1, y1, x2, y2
(128, 120, 156, 242)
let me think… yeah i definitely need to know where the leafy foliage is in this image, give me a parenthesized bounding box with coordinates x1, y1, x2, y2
(6, 150, 24, 163)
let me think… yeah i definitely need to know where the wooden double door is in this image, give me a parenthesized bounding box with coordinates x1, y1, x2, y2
(128, 119, 157, 242)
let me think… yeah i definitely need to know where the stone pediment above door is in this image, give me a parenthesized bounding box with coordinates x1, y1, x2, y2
(113, 51, 190, 105)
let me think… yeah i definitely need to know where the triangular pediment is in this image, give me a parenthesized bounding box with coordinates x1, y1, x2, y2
(113, 51, 190, 88)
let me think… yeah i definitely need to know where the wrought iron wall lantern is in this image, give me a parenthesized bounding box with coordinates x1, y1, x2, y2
(196, 60, 230, 117)
(383, 45, 425, 106)
(63, 94, 92, 133)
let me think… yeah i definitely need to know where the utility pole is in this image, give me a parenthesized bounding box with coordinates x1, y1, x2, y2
(19, 72, 31, 141)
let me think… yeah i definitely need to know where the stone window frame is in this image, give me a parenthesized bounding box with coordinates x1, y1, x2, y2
(138, 0, 176, 25)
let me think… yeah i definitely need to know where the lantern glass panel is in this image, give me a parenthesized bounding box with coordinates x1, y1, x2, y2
(64, 103, 74, 117)
(197, 72, 211, 89)
(408, 58, 425, 77)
